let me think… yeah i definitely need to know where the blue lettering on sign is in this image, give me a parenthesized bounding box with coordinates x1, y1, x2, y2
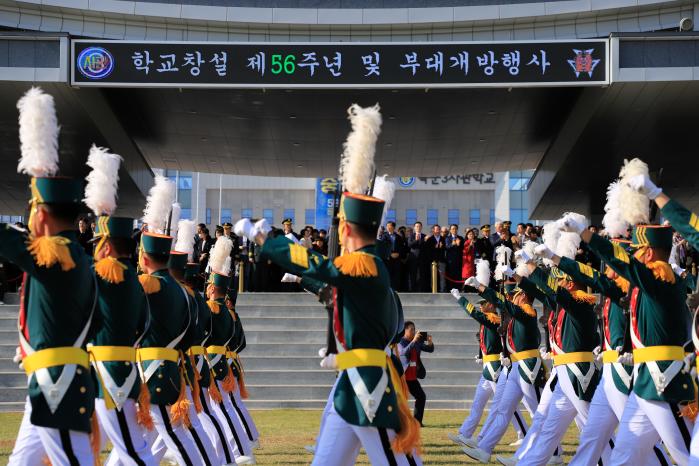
(77, 47, 114, 80)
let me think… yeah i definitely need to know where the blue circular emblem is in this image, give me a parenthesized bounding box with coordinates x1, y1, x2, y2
(77, 47, 114, 80)
(397, 177, 415, 188)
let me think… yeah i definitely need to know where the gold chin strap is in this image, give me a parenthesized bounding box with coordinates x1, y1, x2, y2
(27, 178, 43, 237)
(634, 246, 648, 262)
(93, 217, 111, 260)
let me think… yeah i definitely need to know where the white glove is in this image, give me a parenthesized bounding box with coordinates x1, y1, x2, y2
(233, 218, 255, 241)
(318, 347, 327, 358)
(615, 346, 634, 365)
(593, 345, 603, 363)
(539, 347, 551, 360)
(450, 288, 461, 300)
(683, 352, 695, 374)
(628, 174, 662, 200)
(499, 264, 514, 278)
(465, 277, 482, 289)
(13, 347, 23, 370)
(253, 218, 271, 238)
(281, 273, 300, 283)
(559, 214, 585, 235)
(475, 357, 483, 365)
(534, 244, 554, 260)
(500, 353, 511, 367)
(319, 353, 337, 370)
(515, 249, 532, 264)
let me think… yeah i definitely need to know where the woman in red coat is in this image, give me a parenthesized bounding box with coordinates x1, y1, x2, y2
(461, 228, 477, 280)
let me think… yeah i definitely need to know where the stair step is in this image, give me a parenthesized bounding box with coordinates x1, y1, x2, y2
(239, 356, 482, 371)
(244, 369, 479, 385)
(245, 384, 477, 401)
(243, 316, 475, 331)
(244, 328, 479, 344)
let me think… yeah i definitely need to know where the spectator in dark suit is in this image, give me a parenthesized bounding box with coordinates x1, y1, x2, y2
(474, 224, 495, 269)
(407, 221, 427, 292)
(423, 224, 445, 292)
(77, 217, 93, 255)
(380, 221, 406, 290)
(445, 224, 464, 287)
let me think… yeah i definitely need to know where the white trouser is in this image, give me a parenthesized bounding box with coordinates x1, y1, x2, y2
(211, 379, 253, 459)
(314, 379, 338, 448)
(477, 361, 540, 454)
(611, 392, 692, 466)
(569, 364, 671, 466)
(689, 415, 699, 465)
(152, 387, 219, 465)
(8, 396, 93, 466)
(311, 402, 416, 466)
(518, 366, 611, 466)
(460, 374, 526, 440)
(514, 368, 567, 460)
(95, 398, 156, 466)
(229, 384, 259, 442)
(477, 365, 510, 443)
(147, 402, 204, 466)
(198, 387, 235, 465)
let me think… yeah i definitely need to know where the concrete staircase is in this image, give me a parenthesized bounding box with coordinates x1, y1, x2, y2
(0, 292, 487, 411)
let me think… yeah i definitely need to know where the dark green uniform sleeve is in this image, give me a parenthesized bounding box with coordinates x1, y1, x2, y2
(557, 256, 625, 301)
(554, 286, 591, 318)
(480, 287, 535, 322)
(660, 199, 699, 251)
(260, 236, 349, 288)
(587, 233, 661, 296)
(457, 297, 498, 330)
(300, 276, 326, 295)
(518, 276, 556, 310)
(0, 223, 36, 274)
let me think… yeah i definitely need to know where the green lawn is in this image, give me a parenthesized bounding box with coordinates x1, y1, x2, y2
(0, 410, 580, 465)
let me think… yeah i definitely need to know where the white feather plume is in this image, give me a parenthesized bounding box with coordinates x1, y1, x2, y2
(142, 176, 175, 234)
(209, 236, 233, 276)
(515, 241, 538, 278)
(556, 232, 582, 260)
(84, 145, 122, 216)
(602, 180, 628, 238)
(174, 219, 196, 261)
(339, 104, 382, 195)
(476, 259, 490, 287)
(618, 158, 650, 226)
(169, 203, 181, 240)
(17, 87, 60, 177)
(222, 257, 232, 277)
(541, 222, 561, 267)
(372, 174, 395, 229)
(495, 245, 512, 266)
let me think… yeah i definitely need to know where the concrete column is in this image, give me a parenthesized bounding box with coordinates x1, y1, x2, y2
(494, 172, 509, 222)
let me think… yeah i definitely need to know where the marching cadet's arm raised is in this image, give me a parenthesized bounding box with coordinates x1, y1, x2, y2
(451, 290, 499, 330)
(0, 224, 37, 274)
(517, 276, 556, 310)
(477, 285, 534, 322)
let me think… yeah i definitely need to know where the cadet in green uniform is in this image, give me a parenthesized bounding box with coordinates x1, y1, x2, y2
(137, 232, 203, 466)
(562, 213, 696, 466)
(235, 191, 421, 465)
(90, 216, 156, 466)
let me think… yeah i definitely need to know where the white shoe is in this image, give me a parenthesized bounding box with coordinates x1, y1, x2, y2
(236, 455, 256, 465)
(462, 436, 479, 449)
(496, 455, 518, 466)
(252, 439, 260, 449)
(448, 432, 472, 447)
(547, 456, 564, 465)
(509, 438, 524, 446)
(304, 445, 316, 453)
(462, 446, 491, 463)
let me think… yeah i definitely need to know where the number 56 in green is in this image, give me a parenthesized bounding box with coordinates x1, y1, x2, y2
(271, 54, 296, 75)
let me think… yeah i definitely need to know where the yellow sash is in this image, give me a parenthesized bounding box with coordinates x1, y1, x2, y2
(23, 347, 89, 375)
(553, 351, 594, 367)
(510, 349, 540, 363)
(633, 346, 684, 364)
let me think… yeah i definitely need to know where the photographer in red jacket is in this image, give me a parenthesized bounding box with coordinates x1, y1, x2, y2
(398, 320, 435, 425)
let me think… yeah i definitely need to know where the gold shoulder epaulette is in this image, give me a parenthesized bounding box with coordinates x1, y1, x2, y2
(138, 274, 161, 294)
(571, 290, 597, 305)
(645, 261, 676, 284)
(28, 236, 75, 271)
(94, 257, 127, 284)
(207, 300, 220, 314)
(333, 251, 378, 277)
(520, 303, 537, 317)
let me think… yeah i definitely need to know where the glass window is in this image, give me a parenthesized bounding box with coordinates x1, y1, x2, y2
(510, 209, 529, 225)
(405, 209, 417, 226)
(305, 209, 315, 226)
(283, 208, 295, 224)
(241, 208, 252, 219)
(263, 209, 274, 224)
(448, 209, 460, 226)
(180, 209, 191, 220)
(427, 209, 439, 226)
(509, 177, 530, 191)
(386, 209, 396, 224)
(10, 215, 22, 224)
(206, 208, 211, 225)
(178, 172, 192, 190)
(177, 189, 192, 209)
(221, 208, 232, 224)
(469, 209, 480, 226)
(489, 209, 495, 226)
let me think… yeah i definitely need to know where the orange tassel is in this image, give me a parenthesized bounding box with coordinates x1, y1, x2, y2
(136, 381, 154, 430)
(41, 456, 52, 466)
(94, 257, 127, 284)
(235, 359, 249, 399)
(207, 300, 220, 314)
(28, 236, 76, 271)
(680, 401, 699, 422)
(387, 360, 421, 455)
(138, 274, 161, 294)
(90, 411, 101, 465)
(221, 364, 237, 393)
(333, 251, 378, 277)
(209, 372, 223, 403)
(189, 353, 203, 414)
(170, 365, 192, 428)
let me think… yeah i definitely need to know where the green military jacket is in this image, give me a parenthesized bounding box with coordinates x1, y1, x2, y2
(228, 309, 246, 379)
(661, 199, 699, 251)
(207, 297, 234, 381)
(480, 287, 544, 385)
(261, 236, 400, 430)
(557, 257, 632, 394)
(587, 233, 695, 403)
(0, 226, 96, 432)
(92, 259, 149, 404)
(184, 289, 211, 389)
(139, 269, 191, 406)
(457, 297, 502, 382)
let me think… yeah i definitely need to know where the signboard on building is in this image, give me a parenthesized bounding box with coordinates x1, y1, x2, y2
(396, 173, 497, 190)
(315, 178, 338, 231)
(71, 39, 608, 88)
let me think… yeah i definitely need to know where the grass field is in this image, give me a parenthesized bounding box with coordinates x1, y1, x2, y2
(0, 410, 580, 465)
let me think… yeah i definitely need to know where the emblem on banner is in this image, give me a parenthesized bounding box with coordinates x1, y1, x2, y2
(77, 47, 114, 80)
(567, 49, 600, 78)
(397, 177, 415, 188)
